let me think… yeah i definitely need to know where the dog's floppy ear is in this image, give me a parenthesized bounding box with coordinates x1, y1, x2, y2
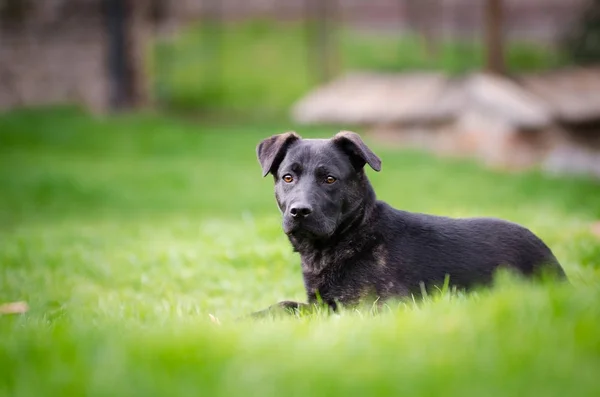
(256, 132, 302, 177)
(333, 131, 381, 172)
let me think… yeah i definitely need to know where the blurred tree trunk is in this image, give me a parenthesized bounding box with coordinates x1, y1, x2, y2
(105, 0, 152, 110)
(105, 0, 129, 110)
(405, 0, 439, 60)
(305, 0, 337, 84)
(484, 0, 505, 74)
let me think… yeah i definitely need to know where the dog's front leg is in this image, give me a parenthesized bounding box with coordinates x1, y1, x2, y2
(248, 300, 312, 319)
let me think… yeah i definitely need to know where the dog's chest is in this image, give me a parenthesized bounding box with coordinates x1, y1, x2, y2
(300, 249, 382, 305)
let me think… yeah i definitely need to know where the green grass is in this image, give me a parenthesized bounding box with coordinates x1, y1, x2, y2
(1, 108, 600, 397)
(152, 20, 565, 114)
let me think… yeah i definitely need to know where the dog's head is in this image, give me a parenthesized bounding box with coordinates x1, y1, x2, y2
(257, 131, 381, 240)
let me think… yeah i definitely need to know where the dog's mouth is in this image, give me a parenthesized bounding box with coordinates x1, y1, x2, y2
(283, 219, 310, 235)
(283, 217, 334, 239)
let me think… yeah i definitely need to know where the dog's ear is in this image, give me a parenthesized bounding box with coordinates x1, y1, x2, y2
(333, 131, 381, 172)
(256, 132, 302, 177)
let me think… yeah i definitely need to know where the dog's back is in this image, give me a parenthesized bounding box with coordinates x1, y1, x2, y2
(382, 202, 566, 292)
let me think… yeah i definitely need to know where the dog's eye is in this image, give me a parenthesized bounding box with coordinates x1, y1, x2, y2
(282, 174, 294, 183)
(325, 176, 337, 184)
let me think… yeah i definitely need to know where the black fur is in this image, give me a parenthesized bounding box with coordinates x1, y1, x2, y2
(252, 131, 566, 316)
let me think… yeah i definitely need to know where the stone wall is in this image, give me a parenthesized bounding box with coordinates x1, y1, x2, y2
(0, 0, 153, 113)
(0, 20, 109, 112)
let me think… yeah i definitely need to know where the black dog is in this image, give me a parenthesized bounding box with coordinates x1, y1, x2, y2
(252, 131, 566, 316)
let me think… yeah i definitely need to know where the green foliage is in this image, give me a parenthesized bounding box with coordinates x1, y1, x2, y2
(1, 109, 600, 397)
(561, 0, 600, 65)
(151, 21, 564, 115)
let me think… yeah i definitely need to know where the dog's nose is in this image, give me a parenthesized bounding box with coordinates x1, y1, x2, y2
(290, 204, 312, 219)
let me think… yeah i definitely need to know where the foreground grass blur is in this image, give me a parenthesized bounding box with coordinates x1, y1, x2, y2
(1, 108, 599, 396)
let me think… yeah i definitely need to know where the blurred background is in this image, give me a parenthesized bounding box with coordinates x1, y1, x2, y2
(1, 0, 600, 178)
(2, 4, 600, 393)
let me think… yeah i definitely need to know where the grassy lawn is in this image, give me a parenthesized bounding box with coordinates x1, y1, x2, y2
(1, 108, 600, 396)
(152, 21, 565, 114)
